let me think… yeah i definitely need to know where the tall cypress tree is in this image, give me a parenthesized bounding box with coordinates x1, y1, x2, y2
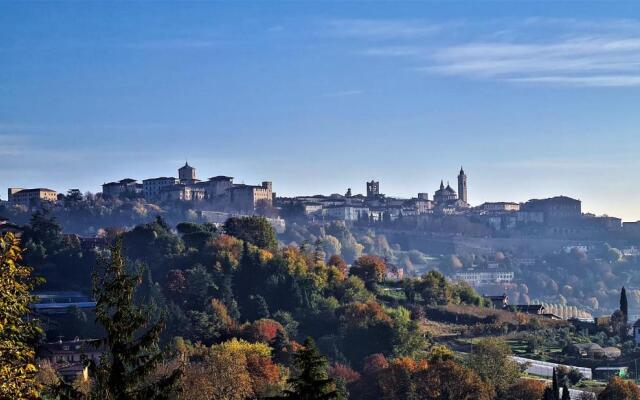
(92, 238, 181, 400)
(621, 286, 629, 325)
(552, 368, 560, 400)
(0, 233, 43, 399)
(561, 381, 571, 400)
(284, 337, 339, 400)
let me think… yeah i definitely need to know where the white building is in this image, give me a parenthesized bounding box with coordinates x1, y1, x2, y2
(324, 205, 369, 221)
(454, 270, 514, 286)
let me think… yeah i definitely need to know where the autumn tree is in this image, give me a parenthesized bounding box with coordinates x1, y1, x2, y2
(284, 337, 339, 400)
(0, 232, 42, 399)
(349, 255, 386, 290)
(413, 360, 494, 400)
(502, 379, 546, 400)
(92, 238, 181, 399)
(598, 376, 640, 400)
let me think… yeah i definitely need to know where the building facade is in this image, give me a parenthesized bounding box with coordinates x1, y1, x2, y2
(142, 177, 179, 199)
(8, 188, 57, 206)
(366, 180, 380, 198)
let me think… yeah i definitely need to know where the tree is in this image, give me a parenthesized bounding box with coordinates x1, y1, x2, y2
(92, 238, 181, 399)
(621, 287, 629, 325)
(468, 337, 520, 396)
(0, 232, 43, 399)
(502, 379, 546, 400)
(349, 255, 386, 290)
(417, 270, 451, 305)
(598, 376, 640, 400)
(413, 360, 494, 400)
(284, 337, 339, 399)
(224, 216, 278, 251)
(561, 381, 571, 400)
(553, 368, 560, 400)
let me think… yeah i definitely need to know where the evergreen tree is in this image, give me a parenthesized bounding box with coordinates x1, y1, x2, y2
(542, 387, 556, 400)
(561, 382, 570, 400)
(92, 238, 181, 400)
(284, 337, 339, 400)
(0, 233, 43, 399)
(552, 368, 560, 400)
(621, 286, 629, 325)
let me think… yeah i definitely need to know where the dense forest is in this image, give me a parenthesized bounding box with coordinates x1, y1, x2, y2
(2, 207, 640, 399)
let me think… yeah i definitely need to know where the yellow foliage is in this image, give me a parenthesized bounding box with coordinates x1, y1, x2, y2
(213, 338, 272, 358)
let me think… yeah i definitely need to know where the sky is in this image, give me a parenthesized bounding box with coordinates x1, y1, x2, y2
(1, 1, 640, 220)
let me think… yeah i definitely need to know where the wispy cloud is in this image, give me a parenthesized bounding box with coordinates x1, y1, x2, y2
(426, 37, 640, 76)
(323, 19, 443, 39)
(342, 17, 640, 88)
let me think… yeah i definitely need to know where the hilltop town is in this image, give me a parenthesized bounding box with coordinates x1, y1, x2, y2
(4, 163, 640, 399)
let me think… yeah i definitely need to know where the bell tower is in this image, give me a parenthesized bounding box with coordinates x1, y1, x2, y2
(457, 167, 468, 204)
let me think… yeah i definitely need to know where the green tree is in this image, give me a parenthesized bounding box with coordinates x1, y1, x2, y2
(417, 270, 451, 305)
(621, 286, 629, 325)
(468, 337, 520, 396)
(224, 216, 278, 251)
(92, 238, 181, 399)
(0, 232, 43, 399)
(284, 337, 339, 400)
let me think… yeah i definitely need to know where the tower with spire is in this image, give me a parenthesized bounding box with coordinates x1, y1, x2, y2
(458, 166, 468, 204)
(178, 161, 196, 183)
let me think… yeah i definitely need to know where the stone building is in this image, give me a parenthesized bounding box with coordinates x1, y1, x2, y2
(366, 180, 380, 198)
(178, 162, 197, 183)
(101, 178, 140, 198)
(521, 196, 582, 223)
(230, 182, 273, 212)
(8, 188, 57, 206)
(159, 184, 206, 202)
(142, 177, 179, 199)
(433, 181, 457, 204)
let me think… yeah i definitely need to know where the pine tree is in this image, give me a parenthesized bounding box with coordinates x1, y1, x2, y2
(0, 232, 43, 399)
(284, 337, 339, 400)
(621, 287, 629, 325)
(271, 329, 291, 365)
(92, 238, 181, 400)
(561, 381, 571, 400)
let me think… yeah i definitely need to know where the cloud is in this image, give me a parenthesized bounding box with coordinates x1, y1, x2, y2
(342, 17, 640, 87)
(421, 36, 640, 86)
(323, 19, 443, 39)
(508, 75, 640, 87)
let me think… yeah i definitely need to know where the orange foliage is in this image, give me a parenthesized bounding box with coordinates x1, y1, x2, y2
(350, 255, 386, 285)
(599, 376, 640, 400)
(503, 379, 546, 400)
(243, 319, 286, 343)
(340, 300, 392, 328)
(245, 353, 281, 395)
(362, 353, 389, 374)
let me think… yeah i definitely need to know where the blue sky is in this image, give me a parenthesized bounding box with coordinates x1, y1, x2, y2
(2, 1, 640, 220)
